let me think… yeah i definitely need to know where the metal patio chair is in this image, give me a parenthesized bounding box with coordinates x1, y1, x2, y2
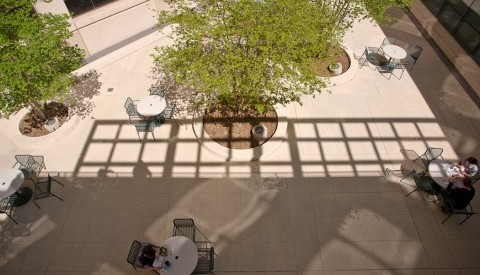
(173, 218, 196, 241)
(417, 147, 444, 168)
(402, 170, 441, 198)
(33, 174, 64, 208)
(13, 154, 46, 181)
(126, 240, 161, 274)
(354, 47, 384, 70)
(134, 120, 159, 141)
(192, 247, 215, 274)
(400, 149, 427, 174)
(378, 37, 396, 52)
(402, 44, 423, 71)
(162, 103, 177, 120)
(441, 192, 478, 225)
(149, 85, 165, 96)
(125, 97, 140, 123)
(0, 196, 18, 224)
(378, 59, 406, 80)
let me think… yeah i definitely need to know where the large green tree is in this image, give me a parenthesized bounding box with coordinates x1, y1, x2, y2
(155, 0, 412, 115)
(154, 0, 335, 115)
(0, 0, 85, 119)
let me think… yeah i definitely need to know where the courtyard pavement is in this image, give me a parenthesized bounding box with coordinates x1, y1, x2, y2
(1, 8, 480, 275)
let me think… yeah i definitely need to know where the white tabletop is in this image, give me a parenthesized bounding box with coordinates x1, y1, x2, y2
(159, 236, 198, 275)
(137, 95, 166, 117)
(0, 169, 25, 200)
(428, 159, 463, 189)
(383, 45, 407, 60)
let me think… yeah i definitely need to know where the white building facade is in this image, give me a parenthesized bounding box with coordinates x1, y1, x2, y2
(34, 0, 169, 60)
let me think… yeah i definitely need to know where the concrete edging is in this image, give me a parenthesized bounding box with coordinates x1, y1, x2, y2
(6, 108, 82, 149)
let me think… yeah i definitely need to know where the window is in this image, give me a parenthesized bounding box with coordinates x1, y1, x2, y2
(64, 0, 119, 16)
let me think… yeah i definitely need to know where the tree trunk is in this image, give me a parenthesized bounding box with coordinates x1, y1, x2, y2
(30, 102, 47, 121)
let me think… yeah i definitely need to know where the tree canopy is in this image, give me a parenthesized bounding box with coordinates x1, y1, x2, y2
(154, 0, 412, 115)
(0, 0, 85, 118)
(154, 0, 336, 114)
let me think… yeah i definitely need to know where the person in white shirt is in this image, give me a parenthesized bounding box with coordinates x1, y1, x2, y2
(458, 157, 479, 178)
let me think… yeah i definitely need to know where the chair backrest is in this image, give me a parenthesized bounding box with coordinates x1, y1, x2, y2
(411, 170, 440, 195)
(380, 37, 395, 48)
(31, 155, 44, 165)
(127, 240, 144, 268)
(193, 247, 214, 274)
(149, 85, 165, 96)
(34, 175, 53, 199)
(126, 103, 138, 117)
(441, 192, 478, 224)
(15, 154, 32, 168)
(421, 147, 443, 165)
(135, 121, 155, 132)
(125, 97, 134, 110)
(0, 196, 15, 214)
(163, 104, 176, 119)
(0, 196, 18, 224)
(173, 218, 196, 241)
(407, 45, 423, 61)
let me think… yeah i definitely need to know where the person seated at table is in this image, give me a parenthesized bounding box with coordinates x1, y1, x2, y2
(138, 244, 160, 271)
(444, 177, 475, 209)
(458, 157, 479, 177)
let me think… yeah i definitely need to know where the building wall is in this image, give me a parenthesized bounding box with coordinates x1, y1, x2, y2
(34, 0, 169, 58)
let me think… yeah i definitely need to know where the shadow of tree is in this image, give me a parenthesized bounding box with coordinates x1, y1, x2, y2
(65, 70, 102, 119)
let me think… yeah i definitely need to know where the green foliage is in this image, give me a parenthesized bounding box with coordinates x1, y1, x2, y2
(0, 0, 85, 118)
(155, 0, 335, 114)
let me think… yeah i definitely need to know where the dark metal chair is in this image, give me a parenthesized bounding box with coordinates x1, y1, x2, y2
(400, 149, 427, 174)
(173, 218, 196, 241)
(378, 60, 406, 80)
(162, 103, 176, 120)
(402, 44, 423, 71)
(33, 174, 64, 208)
(127, 240, 160, 274)
(402, 170, 441, 198)
(378, 37, 396, 52)
(355, 47, 384, 70)
(125, 97, 140, 123)
(149, 85, 165, 96)
(441, 192, 478, 225)
(193, 247, 215, 274)
(417, 147, 443, 168)
(134, 120, 159, 141)
(0, 196, 18, 224)
(13, 154, 46, 180)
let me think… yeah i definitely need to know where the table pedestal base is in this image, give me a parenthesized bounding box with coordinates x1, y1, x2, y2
(13, 187, 33, 206)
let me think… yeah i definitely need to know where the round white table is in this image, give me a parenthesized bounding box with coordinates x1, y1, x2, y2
(159, 236, 198, 275)
(428, 159, 463, 189)
(137, 95, 167, 117)
(0, 169, 31, 206)
(383, 45, 407, 61)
